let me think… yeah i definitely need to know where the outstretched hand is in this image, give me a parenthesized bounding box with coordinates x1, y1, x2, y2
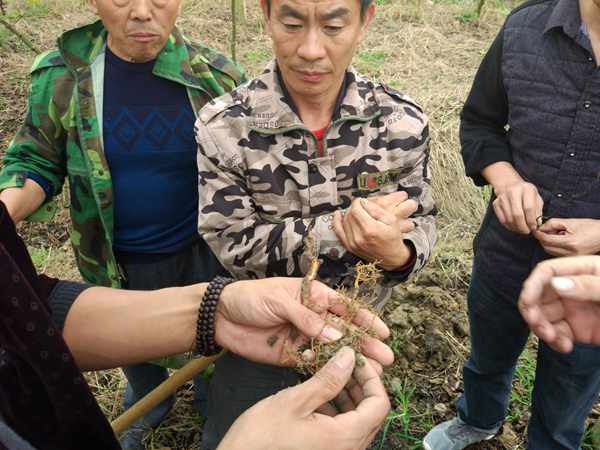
(217, 346, 390, 450)
(215, 277, 394, 368)
(518, 256, 600, 353)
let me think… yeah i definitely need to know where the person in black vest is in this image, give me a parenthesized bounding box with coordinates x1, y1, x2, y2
(0, 200, 392, 450)
(424, 1, 600, 449)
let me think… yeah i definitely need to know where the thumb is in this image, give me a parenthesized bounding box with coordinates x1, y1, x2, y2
(551, 275, 600, 302)
(538, 219, 566, 234)
(292, 346, 356, 414)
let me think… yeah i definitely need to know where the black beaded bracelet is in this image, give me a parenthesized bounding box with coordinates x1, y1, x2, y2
(196, 276, 235, 356)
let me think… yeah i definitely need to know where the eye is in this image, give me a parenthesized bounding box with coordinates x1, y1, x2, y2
(324, 25, 343, 34)
(284, 23, 302, 31)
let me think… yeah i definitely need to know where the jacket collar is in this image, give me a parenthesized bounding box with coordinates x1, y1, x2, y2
(544, 0, 582, 39)
(56, 20, 227, 94)
(248, 60, 382, 133)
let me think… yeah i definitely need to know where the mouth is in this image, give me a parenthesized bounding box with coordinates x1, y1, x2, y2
(129, 32, 159, 43)
(296, 70, 328, 82)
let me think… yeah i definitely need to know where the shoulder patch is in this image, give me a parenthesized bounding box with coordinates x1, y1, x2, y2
(30, 50, 65, 74)
(379, 83, 424, 113)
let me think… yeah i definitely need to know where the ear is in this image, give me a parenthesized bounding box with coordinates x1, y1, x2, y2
(260, 0, 272, 30)
(357, 2, 375, 43)
(87, 0, 99, 15)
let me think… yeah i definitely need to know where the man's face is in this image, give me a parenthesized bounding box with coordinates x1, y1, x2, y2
(262, 0, 374, 102)
(89, 0, 182, 62)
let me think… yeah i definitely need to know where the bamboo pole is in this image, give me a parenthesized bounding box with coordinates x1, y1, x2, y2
(0, 17, 40, 54)
(111, 353, 222, 436)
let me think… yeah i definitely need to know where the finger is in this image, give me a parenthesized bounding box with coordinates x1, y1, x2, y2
(536, 319, 574, 353)
(551, 275, 600, 302)
(392, 199, 418, 220)
(537, 218, 567, 234)
(520, 256, 600, 309)
(523, 188, 540, 232)
(326, 300, 390, 339)
(333, 388, 357, 413)
(316, 402, 338, 417)
(335, 355, 390, 434)
(534, 230, 568, 247)
(493, 198, 507, 225)
(509, 189, 529, 234)
(361, 199, 397, 226)
(360, 336, 394, 367)
(372, 191, 408, 210)
(397, 219, 416, 234)
(536, 300, 566, 323)
(365, 357, 383, 376)
(333, 211, 351, 249)
(346, 378, 365, 405)
(294, 346, 356, 414)
(548, 320, 575, 353)
(279, 300, 343, 343)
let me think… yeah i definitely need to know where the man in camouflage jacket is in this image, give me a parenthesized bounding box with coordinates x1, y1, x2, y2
(0, 21, 242, 288)
(195, 0, 436, 447)
(0, 1, 244, 449)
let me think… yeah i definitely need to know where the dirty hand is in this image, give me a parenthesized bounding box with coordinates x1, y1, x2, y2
(492, 179, 543, 234)
(215, 278, 394, 368)
(518, 256, 600, 353)
(216, 346, 390, 450)
(533, 218, 600, 256)
(333, 192, 417, 270)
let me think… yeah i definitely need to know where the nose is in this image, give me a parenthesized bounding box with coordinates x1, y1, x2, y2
(297, 28, 326, 62)
(130, 0, 152, 21)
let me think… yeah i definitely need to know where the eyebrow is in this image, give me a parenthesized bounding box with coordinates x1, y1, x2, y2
(278, 4, 306, 20)
(320, 7, 350, 21)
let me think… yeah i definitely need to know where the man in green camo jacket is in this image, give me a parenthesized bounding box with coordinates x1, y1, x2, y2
(0, 0, 244, 448)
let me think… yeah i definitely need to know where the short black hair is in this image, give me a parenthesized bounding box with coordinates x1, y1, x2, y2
(264, 0, 374, 20)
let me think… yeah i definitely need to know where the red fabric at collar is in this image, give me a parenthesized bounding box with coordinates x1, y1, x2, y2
(312, 127, 327, 157)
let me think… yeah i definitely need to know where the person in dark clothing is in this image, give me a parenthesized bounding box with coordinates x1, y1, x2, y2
(0, 0, 245, 447)
(0, 199, 393, 450)
(424, 1, 600, 449)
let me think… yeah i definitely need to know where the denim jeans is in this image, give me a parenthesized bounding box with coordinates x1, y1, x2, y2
(118, 239, 224, 431)
(457, 268, 600, 450)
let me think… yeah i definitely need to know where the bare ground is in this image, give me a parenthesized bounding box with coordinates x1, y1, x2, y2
(2, 0, 599, 449)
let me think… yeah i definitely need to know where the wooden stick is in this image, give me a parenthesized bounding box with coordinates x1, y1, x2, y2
(111, 353, 222, 435)
(0, 17, 40, 54)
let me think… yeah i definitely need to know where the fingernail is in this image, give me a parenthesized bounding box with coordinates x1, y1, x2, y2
(551, 277, 575, 291)
(321, 325, 343, 342)
(332, 346, 355, 370)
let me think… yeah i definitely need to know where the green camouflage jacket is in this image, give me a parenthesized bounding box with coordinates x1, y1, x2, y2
(0, 20, 244, 287)
(196, 62, 437, 308)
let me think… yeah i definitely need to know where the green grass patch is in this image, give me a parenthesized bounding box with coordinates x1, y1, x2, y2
(378, 378, 432, 449)
(358, 50, 387, 64)
(243, 47, 271, 64)
(507, 348, 536, 424)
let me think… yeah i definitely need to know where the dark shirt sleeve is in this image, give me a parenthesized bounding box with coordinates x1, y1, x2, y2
(460, 26, 511, 187)
(47, 281, 91, 332)
(26, 172, 52, 199)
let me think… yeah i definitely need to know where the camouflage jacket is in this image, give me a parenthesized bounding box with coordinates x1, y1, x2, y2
(196, 62, 437, 307)
(0, 21, 244, 287)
